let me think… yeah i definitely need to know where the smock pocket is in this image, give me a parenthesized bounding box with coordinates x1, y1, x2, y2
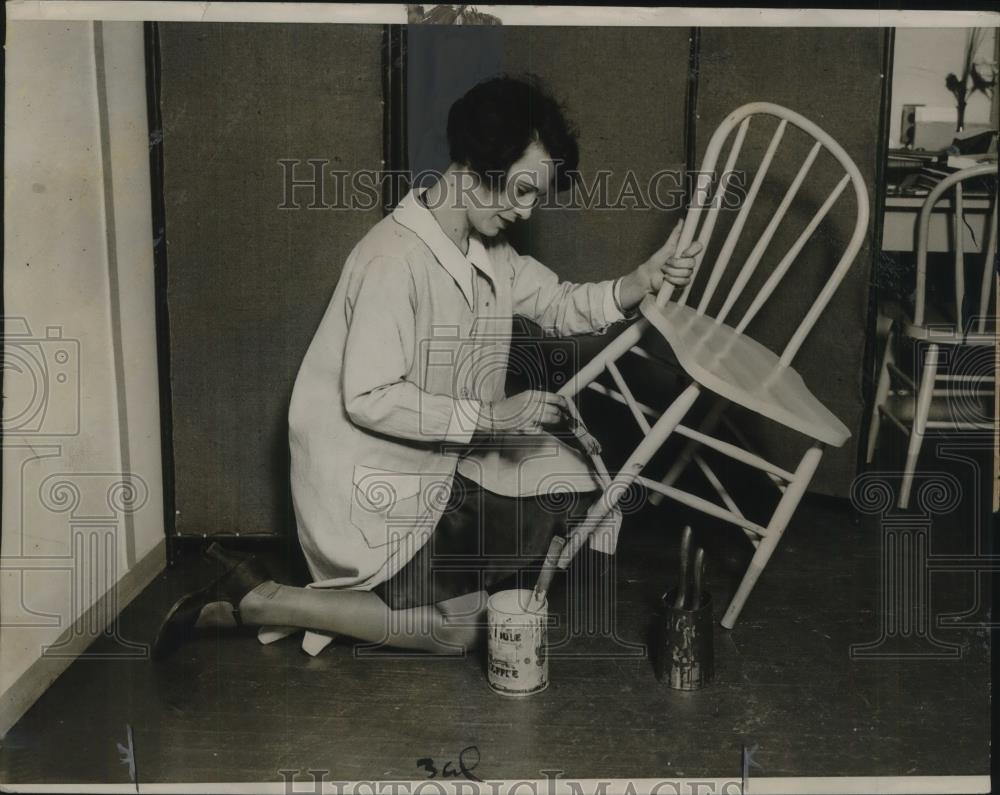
(350, 465, 426, 549)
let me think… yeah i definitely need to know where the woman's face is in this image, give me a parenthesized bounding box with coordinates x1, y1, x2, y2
(465, 140, 556, 237)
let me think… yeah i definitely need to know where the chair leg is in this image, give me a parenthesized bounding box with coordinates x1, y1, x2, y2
(560, 384, 703, 565)
(866, 320, 895, 464)
(648, 397, 728, 506)
(899, 343, 940, 510)
(721, 443, 824, 629)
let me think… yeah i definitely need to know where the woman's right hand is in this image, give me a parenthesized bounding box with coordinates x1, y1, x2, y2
(480, 390, 572, 436)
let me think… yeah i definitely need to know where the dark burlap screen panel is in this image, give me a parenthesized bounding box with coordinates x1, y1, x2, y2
(160, 23, 384, 536)
(693, 28, 883, 497)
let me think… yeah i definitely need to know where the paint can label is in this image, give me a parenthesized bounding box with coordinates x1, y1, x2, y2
(487, 589, 548, 696)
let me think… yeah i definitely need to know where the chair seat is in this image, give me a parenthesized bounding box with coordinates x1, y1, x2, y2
(901, 299, 995, 345)
(640, 297, 851, 446)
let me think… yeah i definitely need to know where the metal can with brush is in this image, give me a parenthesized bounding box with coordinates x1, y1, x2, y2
(656, 527, 715, 690)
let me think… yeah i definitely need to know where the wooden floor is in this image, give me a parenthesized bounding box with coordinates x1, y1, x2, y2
(0, 448, 991, 786)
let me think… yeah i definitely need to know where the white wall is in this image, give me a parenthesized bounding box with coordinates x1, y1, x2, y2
(1, 20, 165, 736)
(890, 27, 998, 147)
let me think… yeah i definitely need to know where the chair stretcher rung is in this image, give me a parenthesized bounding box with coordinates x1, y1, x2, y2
(694, 453, 744, 517)
(587, 382, 794, 481)
(877, 405, 910, 435)
(628, 345, 681, 370)
(925, 421, 995, 430)
(606, 361, 651, 433)
(719, 414, 786, 492)
(887, 363, 916, 390)
(930, 388, 993, 397)
(692, 455, 762, 546)
(586, 381, 659, 418)
(628, 345, 682, 372)
(636, 476, 767, 537)
(935, 374, 994, 383)
(674, 424, 795, 481)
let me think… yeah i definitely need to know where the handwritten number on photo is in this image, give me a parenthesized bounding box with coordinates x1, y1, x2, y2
(416, 745, 482, 782)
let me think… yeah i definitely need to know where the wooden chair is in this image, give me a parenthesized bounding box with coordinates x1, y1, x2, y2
(866, 164, 997, 509)
(552, 102, 870, 629)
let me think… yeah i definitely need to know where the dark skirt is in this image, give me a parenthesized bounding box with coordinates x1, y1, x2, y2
(372, 473, 594, 610)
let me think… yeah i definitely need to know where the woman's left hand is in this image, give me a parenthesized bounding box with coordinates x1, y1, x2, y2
(618, 220, 702, 311)
(638, 219, 702, 293)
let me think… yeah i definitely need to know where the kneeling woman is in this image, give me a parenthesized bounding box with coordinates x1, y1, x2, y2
(153, 76, 698, 659)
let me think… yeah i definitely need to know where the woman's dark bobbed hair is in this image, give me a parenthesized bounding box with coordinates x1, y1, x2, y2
(446, 74, 580, 192)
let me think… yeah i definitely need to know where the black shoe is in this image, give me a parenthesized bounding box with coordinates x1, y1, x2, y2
(151, 543, 271, 661)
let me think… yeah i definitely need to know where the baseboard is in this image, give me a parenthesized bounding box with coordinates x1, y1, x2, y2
(0, 538, 166, 738)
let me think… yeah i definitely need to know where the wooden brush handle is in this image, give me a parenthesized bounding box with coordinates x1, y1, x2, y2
(691, 547, 705, 610)
(532, 535, 567, 604)
(674, 526, 693, 609)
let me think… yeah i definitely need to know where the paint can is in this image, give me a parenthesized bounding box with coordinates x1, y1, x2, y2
(658, 588, 714, 691)
(486, 589, 548, 696)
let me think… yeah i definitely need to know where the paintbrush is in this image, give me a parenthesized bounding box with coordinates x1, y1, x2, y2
(560, 398, 602, 460)
(674, 526, 693, 609)
(691, 547, 705, 611)
(530, 535, 567, 611)
(531, 399, 617, 606)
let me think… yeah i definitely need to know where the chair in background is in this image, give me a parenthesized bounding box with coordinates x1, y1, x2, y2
(554, 102, 870, 629)
(866, 164, 997, 509)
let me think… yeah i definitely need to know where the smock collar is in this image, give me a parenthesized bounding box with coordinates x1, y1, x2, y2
(392, 187, 496, 308)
